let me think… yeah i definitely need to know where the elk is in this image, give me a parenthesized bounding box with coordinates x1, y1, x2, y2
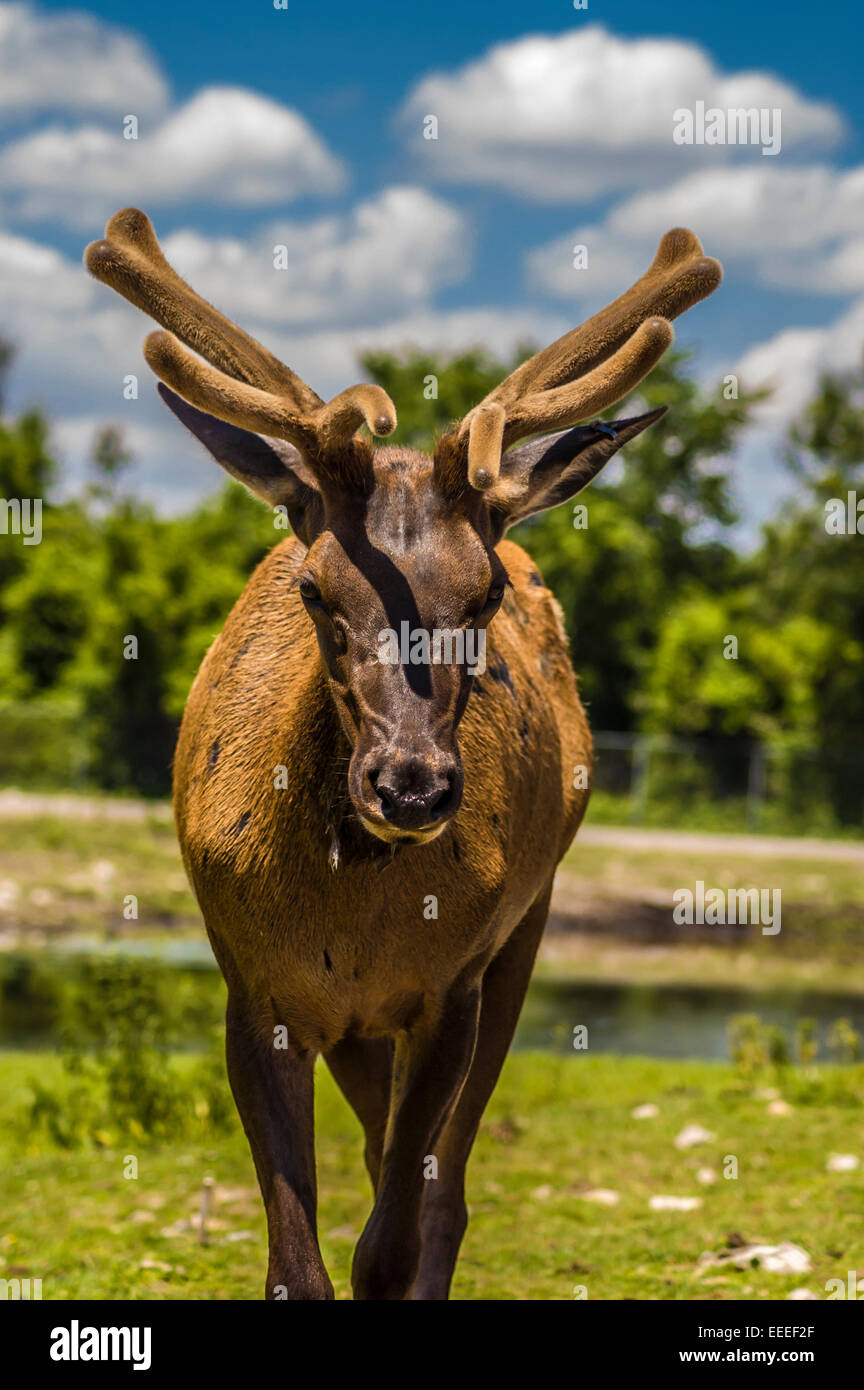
(85, 210, 721, 1300)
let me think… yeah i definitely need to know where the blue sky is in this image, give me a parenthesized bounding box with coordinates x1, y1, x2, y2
(3, 0, 863, 535)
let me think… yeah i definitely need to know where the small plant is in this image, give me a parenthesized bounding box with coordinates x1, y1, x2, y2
(728, 1013, 769, 1075)
(765, 1024, 790, 1072)
(795, 1017, 819, 1066)
(22, 957, 233, 1149)
(827, 1018, 863, 1065)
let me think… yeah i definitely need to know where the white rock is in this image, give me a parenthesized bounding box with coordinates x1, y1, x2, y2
(579, 1188, 620, 1206)
(0, 880, 20, 910)
(696, 1167, 717, 1185)
(767, 1099, 793, 1117)
(826, 1154, 859, 1172)
(699, 1242, 811, 1275)
(90, 858, 116, 888)
(761, 1244, 812, 1273)
(787, 1288, 819, 1300)
(674, 1124, 716, 1149)
(650, 1195, 702, 1212)
(632, 1104, 659, 1119)
(159, 1220, 191, 1238)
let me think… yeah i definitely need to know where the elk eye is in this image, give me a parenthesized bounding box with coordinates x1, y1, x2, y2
(485, 584, 505, 607)
(331, 621, 347, 654)
(299, 577, 322, 604)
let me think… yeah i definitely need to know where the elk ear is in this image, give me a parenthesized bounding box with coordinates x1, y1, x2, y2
(486, 407, 666, 538)
(157, 383, 323, 544)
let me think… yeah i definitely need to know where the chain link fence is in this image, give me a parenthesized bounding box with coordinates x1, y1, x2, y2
(591, 733, 864, 836)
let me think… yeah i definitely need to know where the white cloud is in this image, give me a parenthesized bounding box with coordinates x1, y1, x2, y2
(527, 163, 864, 302)
(51, 413, 216, 511)
(161, 187, 470, 327)
(694, 293, 864, 540)
(526, 224, 646, 303)
(399, 26, 843, 201)
(0, 229, 88, 306)
(0, 229, 136, 411)
(0, 86, 346, 226)
(735, 296, 864, 426)
(0, 2, 167, 121)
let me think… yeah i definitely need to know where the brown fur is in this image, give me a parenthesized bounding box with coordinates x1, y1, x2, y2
(175, 535, 587, 1053)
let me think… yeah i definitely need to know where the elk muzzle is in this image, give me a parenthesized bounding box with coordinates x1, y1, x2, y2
(350, 742, 463, 842)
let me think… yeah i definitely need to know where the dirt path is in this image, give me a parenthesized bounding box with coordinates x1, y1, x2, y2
(0, 790, 173, 823)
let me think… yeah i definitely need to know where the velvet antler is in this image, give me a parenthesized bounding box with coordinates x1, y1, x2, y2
(84, 208, 397, 487)
(437, 228, 722, 495)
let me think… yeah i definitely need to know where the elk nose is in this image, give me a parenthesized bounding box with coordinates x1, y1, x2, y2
(369, 762, 457, 831)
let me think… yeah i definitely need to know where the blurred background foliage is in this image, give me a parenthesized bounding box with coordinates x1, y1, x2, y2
(1, 337, 863, 826)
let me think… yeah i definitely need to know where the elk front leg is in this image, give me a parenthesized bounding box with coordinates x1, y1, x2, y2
(350, 980, 482, 1301)
(225, 994, 333, 1300)
(411, 889, 552, 1300)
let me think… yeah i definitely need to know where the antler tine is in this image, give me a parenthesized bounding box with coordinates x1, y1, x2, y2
(440, 228, 721, 494)
(314, 385, 397, 451)
(457, 318, 673, 491)
(495, 229, 721, 405)
(85, 208, 399, 483)
(143, 331, 319, 452)
(462, 403, 506, 491)
(502, 316, 674, 442)
(144, 331, 397, 462)
(85, 208, 321, 409)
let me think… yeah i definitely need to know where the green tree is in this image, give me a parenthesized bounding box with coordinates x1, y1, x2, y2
(640, 592, 861, 743)
(359, 345, 532, 448)
(86, 425, 132, 509)
(0, 340, 56, 597)
(748, 364, 864, 821)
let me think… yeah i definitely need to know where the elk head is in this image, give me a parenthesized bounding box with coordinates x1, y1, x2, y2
(85, 210, 721, 844)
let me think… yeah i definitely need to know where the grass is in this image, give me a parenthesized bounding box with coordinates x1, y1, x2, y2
(586, 789, 864, 839)
(0, 811, 197, 937)
(2, 799, 864, 1008)
(1, 1049, 862, 1301)
(562, 841, 864, 916)
(2, 796, 863, 1300)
